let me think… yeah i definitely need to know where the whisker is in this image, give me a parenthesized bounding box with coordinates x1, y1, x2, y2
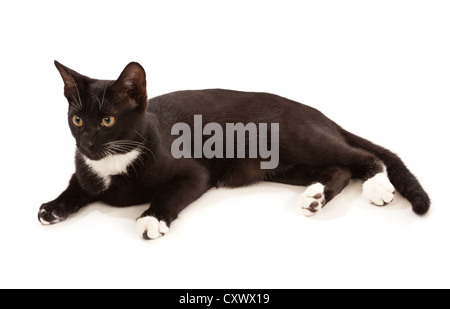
(103, 140, 144, 145)
(100, 138, 157, 164)
(71, 95, 82, 111)
(92, 93, 102, 110)
(100, 84, 107, 110)
(134, 130, 146, 141)
(133, 131, 157, 163)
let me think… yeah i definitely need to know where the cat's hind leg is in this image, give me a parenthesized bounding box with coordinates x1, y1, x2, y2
(331, 144, 395, 206)
(308, 137, 396, 208)
(271, 165, 351, 216)
(299, 166, 352, 216)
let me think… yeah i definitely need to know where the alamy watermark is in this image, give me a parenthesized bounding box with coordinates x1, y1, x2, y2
(171, 115, 279, 169)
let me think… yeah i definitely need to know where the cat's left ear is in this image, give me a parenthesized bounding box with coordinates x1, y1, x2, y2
(112, 62, 147, 110)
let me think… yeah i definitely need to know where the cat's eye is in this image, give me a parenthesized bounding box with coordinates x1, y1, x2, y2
(72, 115, 83, 127)
(101, 116, 116, 127)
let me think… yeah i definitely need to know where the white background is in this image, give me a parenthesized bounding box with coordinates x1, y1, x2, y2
(1, 0, 449, 288)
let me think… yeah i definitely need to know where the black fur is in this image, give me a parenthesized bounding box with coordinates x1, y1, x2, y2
(38, 61, 430, 236)
(341, 129, 430, 215)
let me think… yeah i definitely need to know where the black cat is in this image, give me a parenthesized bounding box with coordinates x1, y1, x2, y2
(38, 61, 430, 239)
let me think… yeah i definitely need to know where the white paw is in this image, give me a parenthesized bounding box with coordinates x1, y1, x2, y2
(136, 216, 169, 240)
(299, 183, 326, 216)
(362, 173, 395, 206)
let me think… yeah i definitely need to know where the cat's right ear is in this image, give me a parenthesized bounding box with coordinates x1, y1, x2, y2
(112, 62, 147, 111)
(54, 61, 86, 101)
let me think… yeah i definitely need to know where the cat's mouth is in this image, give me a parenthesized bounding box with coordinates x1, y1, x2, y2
(77, 146, 106, 161)
(84, 153, 105, 161)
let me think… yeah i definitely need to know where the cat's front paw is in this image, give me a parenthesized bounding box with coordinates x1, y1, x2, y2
(38, 202, 67, 225)
(136, 215, 170, 240)
(299, 183, 326, 216)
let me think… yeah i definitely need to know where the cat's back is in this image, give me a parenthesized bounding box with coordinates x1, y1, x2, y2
(147, 89, 321, 129)
(148, 88, 283, 114)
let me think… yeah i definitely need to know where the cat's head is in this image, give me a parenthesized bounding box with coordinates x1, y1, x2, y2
(54, 61, 148, 160)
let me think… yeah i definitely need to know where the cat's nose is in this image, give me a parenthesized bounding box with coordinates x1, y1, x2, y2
(80, 133, 95, 152)
(80, 139, 94, 151)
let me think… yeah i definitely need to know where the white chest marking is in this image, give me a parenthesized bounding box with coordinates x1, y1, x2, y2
(82, 149, 141, 189)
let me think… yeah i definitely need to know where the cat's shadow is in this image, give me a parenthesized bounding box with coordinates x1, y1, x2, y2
(70, 180, 410, 226)
(75, 202, 148, 222)
(249, 180, 410, 221)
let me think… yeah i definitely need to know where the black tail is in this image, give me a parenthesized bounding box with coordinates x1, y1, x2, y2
(341, 129, 430, 215)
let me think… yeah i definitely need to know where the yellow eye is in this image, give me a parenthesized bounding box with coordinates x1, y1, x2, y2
(101, 116, 116, 127)
(72, 115, 83, 127)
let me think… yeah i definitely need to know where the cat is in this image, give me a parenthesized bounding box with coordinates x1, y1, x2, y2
(38, 61, 430, 239)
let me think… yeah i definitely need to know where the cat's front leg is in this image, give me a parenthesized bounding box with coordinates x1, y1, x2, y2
(38, 174, 97, 225)
(136, 166, 211, 240)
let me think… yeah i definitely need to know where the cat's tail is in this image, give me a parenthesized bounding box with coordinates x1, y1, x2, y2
(341, 129, 430, 215)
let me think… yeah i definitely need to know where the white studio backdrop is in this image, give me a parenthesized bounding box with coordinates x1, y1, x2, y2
(0, 0, 449, 288)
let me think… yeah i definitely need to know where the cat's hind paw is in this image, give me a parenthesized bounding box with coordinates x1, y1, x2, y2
(299, 183, 326, 216)
(136, 215, 169, 240)
(362, 173, 395, 206)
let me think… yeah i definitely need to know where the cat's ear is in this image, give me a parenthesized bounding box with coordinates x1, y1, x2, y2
(54, 61, 87, 101)
(112, 62, 147, 109)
